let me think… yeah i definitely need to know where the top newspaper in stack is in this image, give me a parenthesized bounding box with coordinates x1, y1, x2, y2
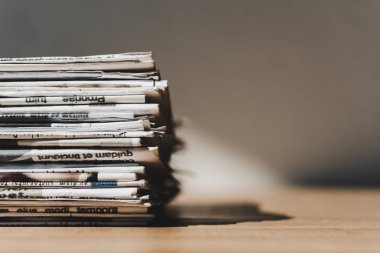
(0, 52, 155, 72)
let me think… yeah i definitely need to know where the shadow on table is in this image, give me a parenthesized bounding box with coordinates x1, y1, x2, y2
(151, 203, 291, 227)
(0, 204, 290, 227)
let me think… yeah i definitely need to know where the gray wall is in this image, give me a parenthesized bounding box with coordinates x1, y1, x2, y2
(0, 1, 379, 193)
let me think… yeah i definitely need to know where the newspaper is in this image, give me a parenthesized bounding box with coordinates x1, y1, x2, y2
(0, 104, 159, 116)
(0, 52, 155, 72)
(0, 87, 163, 98)
(0, 212, 153, 218)
(0, 80, 166, 87)
(0, 172, 138, 182)
(0, 163, 145, 173)
(0, 198, 151, 207)
(0, 120, 151, 131)
(0, 111, 135, 122)
(0, 52, 152, 63)
(0, 71, 160, 81)
(0, 138, 156, 148)
(0, 130, 157, 139)
(0, 138, 145, 147)
(0, 205, 148, 214)
(0, 180, 148, 188)
(1, 136, 162, 147)
(0, 187, 139, 199)
(0, 95, 147, 106)
(0, 147, 159, 163)
(0, 221, 150, 227)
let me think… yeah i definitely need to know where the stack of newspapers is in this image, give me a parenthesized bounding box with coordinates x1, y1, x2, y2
(0, 52, 179, 226)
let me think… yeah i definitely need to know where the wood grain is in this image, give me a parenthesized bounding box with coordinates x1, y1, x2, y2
(0, 187, 379, 253)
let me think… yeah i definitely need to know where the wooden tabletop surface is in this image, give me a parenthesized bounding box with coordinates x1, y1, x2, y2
(0, 187, 379, 253)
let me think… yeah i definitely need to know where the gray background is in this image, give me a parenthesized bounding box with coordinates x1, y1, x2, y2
(0, 0, 379, 197)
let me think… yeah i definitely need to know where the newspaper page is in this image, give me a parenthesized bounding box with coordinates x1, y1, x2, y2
(0, 199, 151, 207)
(0, 52, 155, 72)
(0, 130, 157, 139)
(0, 172, 138, 182)
(0, 163, 145, 173)
(0, 71, 160, 81)
(0, 147, 160, 163)
(0, 205, 148, 214)
(0, 187, 139, 199)
(0, 87, 163, 98)
(0, 95, 147, 106)
(0, 120, 150, 131)
(0, 180, 148, 188)
(0, 104, 160, 116)
(0, 138, 145, 148)
(0, 111, 135, 122)
(0, 80, 166, 87)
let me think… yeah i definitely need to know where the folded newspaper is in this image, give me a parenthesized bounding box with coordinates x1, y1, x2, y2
(0, 52, 179, 226)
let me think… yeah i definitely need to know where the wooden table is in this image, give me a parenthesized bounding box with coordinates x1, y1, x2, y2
(0, 187, 379, 253)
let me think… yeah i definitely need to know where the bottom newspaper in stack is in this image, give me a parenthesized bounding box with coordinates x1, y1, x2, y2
(0, 163, 178, 226)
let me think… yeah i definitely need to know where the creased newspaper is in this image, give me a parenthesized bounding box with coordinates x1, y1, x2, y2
(0, 52, 155, 72)
(0, 179, 148, 188)
(0, 80, 166, 87)
(0, 120, 151, 131)
(0, 95, 147, 106)
(0, 172, 138, 182)
(0, 86, 163, 98)
(0, 130, 158, 139)
(0, 163, 145, 173)
(0, 104, 160, 116)
(0, 71, 160, 81)
(0, 147, 160, 163)
(0, 111, 136, 122)
(0, 138, 145, 147)
(0, 187, 140, 199)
